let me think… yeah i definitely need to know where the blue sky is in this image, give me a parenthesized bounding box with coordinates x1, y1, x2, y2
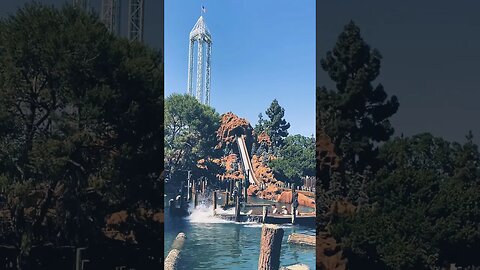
(165, 0, 315, 136)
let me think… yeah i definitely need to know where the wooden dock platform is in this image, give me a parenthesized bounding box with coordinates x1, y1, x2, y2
(215, 212, 315, 227)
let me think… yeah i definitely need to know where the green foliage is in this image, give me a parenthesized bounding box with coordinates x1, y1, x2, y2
(318, 21, 399, 173)
(318, 21, 480, 270)
(264, 99, 290, 150)
(332, 133, 480, 269)
(0, 3, 164, 263)
(269, 135, 315, 183)
(164, 94, 220, 177)
(254, 113, 267, 135)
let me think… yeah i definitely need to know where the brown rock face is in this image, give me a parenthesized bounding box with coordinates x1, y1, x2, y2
(216, 154, 244, 180)
(317, 129, 340, 170)
(277, 191, 293, 204)
(298, 193, 316, 208)
(216, 112, 254, 150)
(316, 232, 346, 270)
(257, 131, 272, 145)
(252, 154, 277, 184)
(276, 191, 315, 208)
(262, 185, 281, 200)
(247, 185, 259, 196)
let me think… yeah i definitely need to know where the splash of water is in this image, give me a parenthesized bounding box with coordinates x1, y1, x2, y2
(188, 203, 232, 224)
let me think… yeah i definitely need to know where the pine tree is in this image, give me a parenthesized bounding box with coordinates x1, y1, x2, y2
(318, 21, 399, 173)
(254, 113, 267, 135)
(265, 99, 290, 150)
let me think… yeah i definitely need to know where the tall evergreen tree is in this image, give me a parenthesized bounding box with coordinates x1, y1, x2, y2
(318, 21, 399, 173)
(254, 113, 267, 135)
(265, 99, 290, 150)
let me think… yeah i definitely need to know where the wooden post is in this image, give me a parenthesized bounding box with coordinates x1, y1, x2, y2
(75, 247, 87, 270)
(191, 180, 195, 199)
(224, 192, 229, 207)
(187, 178, 191, 201)
(239, 179, 243, 204)
(213, 191, 217, 215)
(194, 191, 198, 208)
(235, 193, 241, 222)
(165, 232, 187, 270)
(258, 224, 284, 270)
(291, 204, 296, 225)
(262, 206, 268, 223)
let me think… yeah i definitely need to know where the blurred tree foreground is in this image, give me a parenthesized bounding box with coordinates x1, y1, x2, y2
(317, 21, 480, 270)
(0, 3, 163, 269)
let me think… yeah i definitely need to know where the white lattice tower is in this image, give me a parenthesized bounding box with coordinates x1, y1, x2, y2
(101, 0, 120, 34)
(128, 0, 144, 42)
(205, 41, 212, 105)
(187, 16, 212, 105)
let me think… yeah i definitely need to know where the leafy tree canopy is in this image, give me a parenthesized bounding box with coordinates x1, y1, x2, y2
(0, 3, 163, 267)
(269, 134, 315, 184)
(164, 94, 220, 178)
(332, 133, 480, 269)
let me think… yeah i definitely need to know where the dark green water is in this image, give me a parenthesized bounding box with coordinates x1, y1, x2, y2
(164, 194, 315, 269)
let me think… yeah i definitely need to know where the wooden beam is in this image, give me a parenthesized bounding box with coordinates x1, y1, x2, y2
(287, 233, 315, 246)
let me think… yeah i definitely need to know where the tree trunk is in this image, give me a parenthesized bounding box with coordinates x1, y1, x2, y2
(258, 224, 284, 270)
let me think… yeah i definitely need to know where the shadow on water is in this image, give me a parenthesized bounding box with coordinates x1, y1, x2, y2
(164, 195, 315, 270)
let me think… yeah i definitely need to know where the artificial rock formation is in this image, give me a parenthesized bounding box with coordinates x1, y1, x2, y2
(257, 131, 272, 146)
(316, 232, 346, 270)
(277, 191, 315, 208)
(216, 112, 254, 150)
(317, 129, 340, 171)
(252, 154, 277, 184)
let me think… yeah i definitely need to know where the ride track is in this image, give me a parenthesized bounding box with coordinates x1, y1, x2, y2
(236, 135, 261, 186)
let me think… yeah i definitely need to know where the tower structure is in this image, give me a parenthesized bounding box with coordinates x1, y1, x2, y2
(128, 0, 145, 42)
(101, 0, 120, 35)
(187, 16, 212, 105)
(73, 0, 89, 10)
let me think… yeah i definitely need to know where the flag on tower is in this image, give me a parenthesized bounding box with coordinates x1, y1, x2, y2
(202, 6, 207, 13)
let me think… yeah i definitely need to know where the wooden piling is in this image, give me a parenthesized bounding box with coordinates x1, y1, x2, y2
(165, 232, 187, 270)
(258, 224, 284, 270)
(194, 192, 198, 208)
(191, 180, 195, 200)
(187, 178, 191, 201)
(235, 194, 241, 222)
(262, 206, 268, 223)
(213, 191, 217, 215)
(75, 247, 87, 270)
(224, 192, 229, 207)
(179, 180, 185, 209)
(239, 179, 243, 205)
(291, 204, 296, 224)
